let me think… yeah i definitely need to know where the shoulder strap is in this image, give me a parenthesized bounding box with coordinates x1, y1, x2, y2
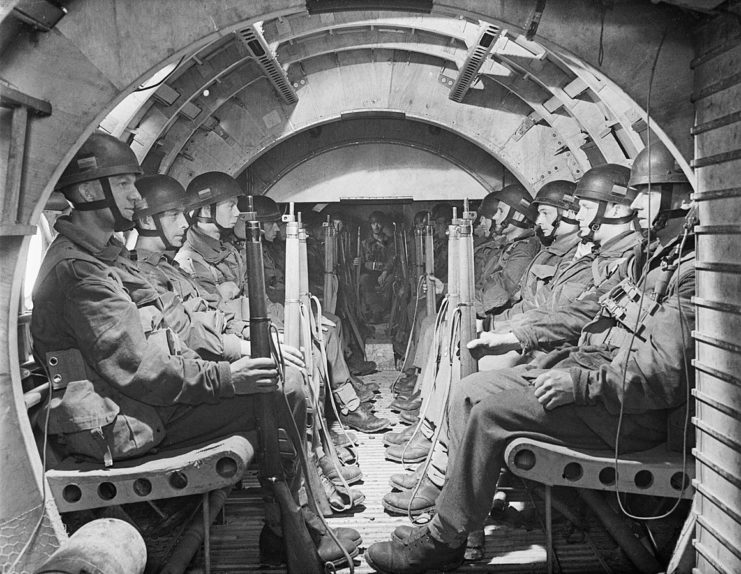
(34, 239, 108, 296)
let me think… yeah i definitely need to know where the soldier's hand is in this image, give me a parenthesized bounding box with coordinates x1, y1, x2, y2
(377, 271, 388, 285)
(217, 281, 240, 300)
(466, 331, 520, 360)
(532, 369, 575, 410)
(230, 357, 279, 395)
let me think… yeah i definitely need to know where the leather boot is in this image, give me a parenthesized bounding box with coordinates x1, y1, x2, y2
(389, 390, 422, 412)
(348, 377, 375, 403)
(389, 463, 425, 491)
(382, 477, 441, 516)
(385, 434, 431, 464)
(393, 375, 417, 397)
(340, 402, 392, 433)
(400, 408, 420, 425)
(318, 453, 363, 486)
(302, 508, 363, 564)
(320, 469, 366, 514)
(365, 525, 466, 574)
(383, 424, 417, 447)
(259, 520, 360, 567)
(347, 355, 377, 376)
(330, 428, 358, 448)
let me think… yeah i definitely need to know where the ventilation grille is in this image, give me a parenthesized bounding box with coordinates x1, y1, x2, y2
(235, 27, 298, 105)
(449, 25, 500, 103)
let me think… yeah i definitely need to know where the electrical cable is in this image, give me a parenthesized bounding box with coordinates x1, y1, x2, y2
(5, 377, 52, 574)
(132, 56, 186, 92)
(270, 324, 355, 574)
(611, 24, 692, 521)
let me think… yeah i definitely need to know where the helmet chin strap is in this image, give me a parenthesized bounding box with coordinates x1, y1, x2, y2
(535, 210, 576, 246)
(579, 201, 636, 244)
(195, 205, 231, 233)
(73, 177, 134, 232)
(137, 214, 177, 251)
(650, 189, 689, 233)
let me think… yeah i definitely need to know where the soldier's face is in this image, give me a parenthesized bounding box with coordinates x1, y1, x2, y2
(630, 188, 661, 230)
(370, 219, 383, 234)
(576, 199, 599, 237)
(214, 198, 239, 229)
(160, 209, 189, 247)
(263, 221, 279, 242)
(536, 205, 559, 236)
(110, 174, 142, 221)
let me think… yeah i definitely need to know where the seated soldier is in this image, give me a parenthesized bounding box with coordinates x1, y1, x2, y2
(381, 164, 645, 516)
(474, 184, 541, 317)
(132, 174, 251, 362)
(365, 146, 695, 573)
(31, 133, 360, 564)
(355, 210, 395, 323)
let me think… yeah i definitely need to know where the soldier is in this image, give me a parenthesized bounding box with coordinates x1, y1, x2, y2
(30, 134, 363, 564)
(474, 184, 541, 317)
(381, 164, 644, 516)
(131, 174, 255, 363)
(231, 194, 391, 435)
(366, 149, 694, 573)
(356, 210, 396, 323)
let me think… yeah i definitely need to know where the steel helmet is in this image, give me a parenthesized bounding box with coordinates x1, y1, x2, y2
(185, 172, 242, 211)
(430, 203, 453, 223)
(56, 132, 142, 231)
(369, 210, 387, 224)
(185, 171, 241, 229)
(629, 142, 691, 231)
(478, 192, 499, 219)
(413, 210, 430, 227)
(56, 132, 142, 191)
(629, 141, 687, 188)
(574, 164, 635, 206)
(492, 183, 537, 229)
(134, 175, 188, 249)
(134, 175, 187, 218)
(533, 180, 579, 212)
(238, 195, 282, 222)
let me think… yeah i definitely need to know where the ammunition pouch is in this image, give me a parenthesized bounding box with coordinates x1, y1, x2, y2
(44, 349, 164, 467)
(333, 382, 361, 415)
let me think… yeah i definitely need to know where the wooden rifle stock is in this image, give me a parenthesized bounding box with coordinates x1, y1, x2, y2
(458, 201, 478, 378)
(243, 206, 324, 574)
(355, 227, 362, 308)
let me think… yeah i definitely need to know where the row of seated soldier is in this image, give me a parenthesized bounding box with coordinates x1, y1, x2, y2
(31, 131, 695, 573)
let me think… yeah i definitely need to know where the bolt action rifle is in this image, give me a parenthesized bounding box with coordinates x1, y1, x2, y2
(322, 216, 338, 315)
(242, 198, 324, 574)
(283, 205, 335, 518)
(459, 199, 478, 379)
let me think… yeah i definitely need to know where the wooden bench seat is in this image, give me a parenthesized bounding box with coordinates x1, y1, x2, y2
(504, 437, 694, 498)
(46, 434, 255, 513)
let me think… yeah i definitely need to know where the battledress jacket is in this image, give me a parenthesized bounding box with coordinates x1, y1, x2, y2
(475, 232, 541, 315)
(31, 218, 234, 462)
(495, 231, 590, 326)
(512, 230, 644, 353)
(132, 248, 243, 362)
(554, 235, 696, 443)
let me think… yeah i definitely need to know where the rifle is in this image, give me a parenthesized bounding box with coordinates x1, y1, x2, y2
(355, 226, 362, 311)
(242, 198, 324, 574)
(459, 199, 478, 379)
(323, 216, 338, 315)
(283, 206, 334, 518)
(424, 214, 436, 317)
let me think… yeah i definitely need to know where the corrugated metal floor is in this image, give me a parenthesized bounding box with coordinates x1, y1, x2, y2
(189, 370, 638, 573)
